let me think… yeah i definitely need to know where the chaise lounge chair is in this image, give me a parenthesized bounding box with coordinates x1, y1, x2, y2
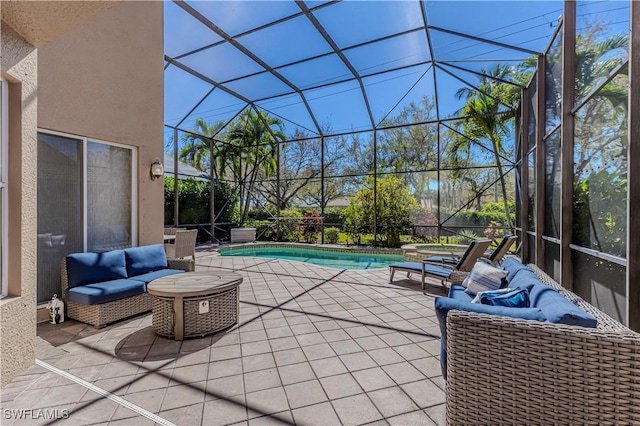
(389, 239, 492, 291)
(423, 234, 517, 266)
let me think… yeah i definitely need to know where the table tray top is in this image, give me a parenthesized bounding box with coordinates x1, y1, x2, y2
(147, 271, 242, 298)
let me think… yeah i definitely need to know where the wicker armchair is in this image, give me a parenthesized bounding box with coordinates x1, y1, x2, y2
(164, 229, 197, 271)
(445, 263, 640, 424)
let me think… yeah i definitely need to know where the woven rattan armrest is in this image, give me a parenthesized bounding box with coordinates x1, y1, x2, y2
(445, 310, 640, 424)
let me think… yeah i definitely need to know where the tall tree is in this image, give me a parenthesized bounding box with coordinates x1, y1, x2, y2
(453, 64, 516, 230)
(224, 109, 285, 224)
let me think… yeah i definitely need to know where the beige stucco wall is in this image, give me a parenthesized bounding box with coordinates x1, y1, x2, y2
(0, 0, 162, 386)
(37, 0, 165, 245)
(0, 23, 38, 387)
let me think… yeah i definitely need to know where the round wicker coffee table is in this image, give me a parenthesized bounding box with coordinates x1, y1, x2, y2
(147, 271, 242, 340)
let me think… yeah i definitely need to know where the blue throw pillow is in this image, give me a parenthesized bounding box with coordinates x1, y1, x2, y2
(476, 287, 530, 308)
(66, 250, 127, 288)
(124, 244, 168, 277)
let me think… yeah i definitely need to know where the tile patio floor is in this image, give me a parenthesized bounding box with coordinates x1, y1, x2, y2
(1, 246, 449, 425)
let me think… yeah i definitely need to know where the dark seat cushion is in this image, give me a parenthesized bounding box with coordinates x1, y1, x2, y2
(124, 244, 168, 276)
(66, 251, 127, 288)
(132, 268, 184, 284)
(66, 278, 146, 305)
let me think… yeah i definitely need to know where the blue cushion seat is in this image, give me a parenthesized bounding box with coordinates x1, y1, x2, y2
(124, 244, 168, 276)
(435, 296, 547, 379)
(528, 282, 598, 327)
(66, 278, 146, 305)
(66, 251, 127, 288)
(132, 269, 185, 284)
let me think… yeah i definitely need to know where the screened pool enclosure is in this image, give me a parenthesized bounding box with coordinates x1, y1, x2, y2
(164, 1, 639, 328)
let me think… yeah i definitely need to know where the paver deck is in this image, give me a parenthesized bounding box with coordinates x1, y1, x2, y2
(1, 245, 448, 425)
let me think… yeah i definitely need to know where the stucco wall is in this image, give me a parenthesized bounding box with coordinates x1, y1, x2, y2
(37, 1, 164, 245)
(0, 23, 38, 387)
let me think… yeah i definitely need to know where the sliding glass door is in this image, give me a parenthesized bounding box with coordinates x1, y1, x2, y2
(37, 131, 136, 302)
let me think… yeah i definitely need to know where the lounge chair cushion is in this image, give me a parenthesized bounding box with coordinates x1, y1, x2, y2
(66, 250, 128, 288)
(528, 282, 598, 327)
(132, 268, 185, 284)
(389, 262, 454, 279)
(463, 261, 508, 295)
(434, 296, 547, 379)
(66, 278, 146, 305)
(124, 244, 168, 276)
(423, 256, 459, 265)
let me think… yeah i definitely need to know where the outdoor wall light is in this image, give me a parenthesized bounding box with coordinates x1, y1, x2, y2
(150, 158, 164, 180)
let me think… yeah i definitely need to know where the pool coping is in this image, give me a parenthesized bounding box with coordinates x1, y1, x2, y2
(217, 242, 405, 257)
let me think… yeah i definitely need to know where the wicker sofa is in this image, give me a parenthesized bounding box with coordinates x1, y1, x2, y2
(436, 257, 640, 424)
(61, 244, 194, 328)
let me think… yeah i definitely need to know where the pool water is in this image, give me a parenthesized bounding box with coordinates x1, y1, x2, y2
(219, 246, 404, 270)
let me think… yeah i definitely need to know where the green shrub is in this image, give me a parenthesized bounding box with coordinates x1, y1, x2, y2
(325, 227, 340, 244)
(323, 207, 344, 227)
(164, 177, 236, 226)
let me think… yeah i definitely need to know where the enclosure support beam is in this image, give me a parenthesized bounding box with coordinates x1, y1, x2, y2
(560, 0, 576, 291)
(173, 127, 179, 227)
(535, 55, 546, 265)
(627, 0, 640, 330)
(520, 88, 530, 262)
(210, 140, 215, 243)
(321, 136, 325, 244)
(373, 130, 378, 245)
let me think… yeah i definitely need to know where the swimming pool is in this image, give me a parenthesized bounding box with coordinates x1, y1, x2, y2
(219, 245, 404, 270)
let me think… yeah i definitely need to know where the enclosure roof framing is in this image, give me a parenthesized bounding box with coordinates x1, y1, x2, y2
(165, 0, 564, 138)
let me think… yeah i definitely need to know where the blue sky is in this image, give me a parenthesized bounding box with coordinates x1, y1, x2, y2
(163, 0, 630, 144)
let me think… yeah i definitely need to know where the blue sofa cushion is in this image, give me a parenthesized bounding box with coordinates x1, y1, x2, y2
(132, 269, 184, 284)
(449, 285, 473, 302)
(528, 282, 598, 327)
(475, 287, 530, 308)
(434, 296, 547, 379)
(502, 257, 532, 283)
(66, 278, 146, 305)
(66, 251, 127, 288)
(124, 244, 168, 277)
(508, 269, 541, 292)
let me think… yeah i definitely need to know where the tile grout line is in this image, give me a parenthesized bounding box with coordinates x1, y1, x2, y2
(35, 359, 176, 426)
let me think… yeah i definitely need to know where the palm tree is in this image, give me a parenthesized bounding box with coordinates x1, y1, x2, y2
(179, 118, 227, 241)
(225, 109, 285, 224)
(179, 118, 227, 179)
(453, 64, 516, 230)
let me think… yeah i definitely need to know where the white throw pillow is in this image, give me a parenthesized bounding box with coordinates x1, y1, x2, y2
(463, 261, 508, 295)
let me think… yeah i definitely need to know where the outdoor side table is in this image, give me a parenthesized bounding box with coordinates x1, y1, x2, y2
(147, 271, 242, 340)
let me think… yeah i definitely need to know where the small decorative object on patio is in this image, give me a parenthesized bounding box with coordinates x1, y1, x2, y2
(47, 294, 64, 324)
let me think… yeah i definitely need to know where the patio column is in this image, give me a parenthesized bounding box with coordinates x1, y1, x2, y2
(627, 0, 640, 330)
(560, 0, 576, 291)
